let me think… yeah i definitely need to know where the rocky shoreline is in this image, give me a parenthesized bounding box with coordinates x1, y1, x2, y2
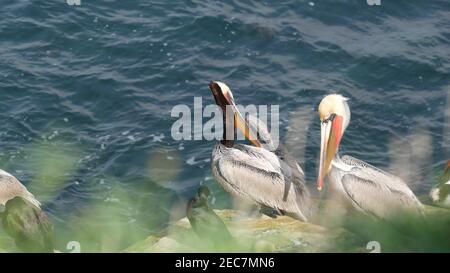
(124, 209, 365, 253)
(1, 204, 448, 253)
(124, 204, 450, 253)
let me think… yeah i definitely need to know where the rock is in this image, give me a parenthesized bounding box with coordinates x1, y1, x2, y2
(124, 209, 364, 253)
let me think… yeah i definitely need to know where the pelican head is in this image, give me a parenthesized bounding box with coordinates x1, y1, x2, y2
(209, 81, 261, 147)
(209, 81, 235, 112)
(317, 94, 351, 190)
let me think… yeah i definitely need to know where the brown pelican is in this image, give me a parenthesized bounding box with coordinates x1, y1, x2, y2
(316, 94, 423, 219)
(0, 169, 54, 252)
(209, 81, 311, 222)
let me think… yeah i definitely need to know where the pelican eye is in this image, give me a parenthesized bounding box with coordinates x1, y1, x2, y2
(322, 113, 336, 124)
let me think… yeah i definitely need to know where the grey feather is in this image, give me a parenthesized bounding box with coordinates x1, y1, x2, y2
(212, 143, 311, 222)
(338, 155, 423, 219)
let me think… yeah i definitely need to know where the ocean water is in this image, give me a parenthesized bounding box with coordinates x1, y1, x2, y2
(0, 0, 449, 251)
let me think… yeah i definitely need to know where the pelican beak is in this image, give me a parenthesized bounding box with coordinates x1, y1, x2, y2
(233, 107, 262, 148)
(317, 114, 343, 191)
(209, 81, 261, 147)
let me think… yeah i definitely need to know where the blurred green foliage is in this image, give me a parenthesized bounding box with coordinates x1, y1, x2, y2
(0, 133, 449, 253)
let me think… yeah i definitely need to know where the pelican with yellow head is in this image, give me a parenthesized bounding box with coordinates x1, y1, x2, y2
(316, 94, 423, 219)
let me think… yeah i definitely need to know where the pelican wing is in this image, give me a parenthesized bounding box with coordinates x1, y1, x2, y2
(213, 144, 308, 220)
(341, 155, 423, 219)
(274, 146, 310, 210)
(215, 144, 285, 195)
(0, 170, 41, 208)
